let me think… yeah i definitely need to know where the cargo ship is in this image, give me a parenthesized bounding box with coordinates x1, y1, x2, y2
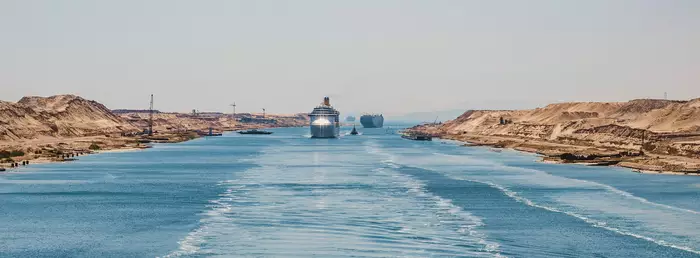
(360, 114, 384, 128)
(309, 97, 340, 138)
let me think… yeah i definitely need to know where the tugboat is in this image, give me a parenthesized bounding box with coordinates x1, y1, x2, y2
(238, 129, 273, 135)
(350, 125, 359, 135)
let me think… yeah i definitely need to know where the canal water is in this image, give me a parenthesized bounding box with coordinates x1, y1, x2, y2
(1, 126, 699, 257)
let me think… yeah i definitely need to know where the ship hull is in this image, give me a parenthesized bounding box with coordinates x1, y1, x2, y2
(310, 116, 340, 138)
(309, 97, 340, 138)
(360, 115, 384, 128)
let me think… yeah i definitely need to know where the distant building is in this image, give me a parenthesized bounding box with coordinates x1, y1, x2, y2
(239, 117, 276, 124)
(111, 109, 161, 114)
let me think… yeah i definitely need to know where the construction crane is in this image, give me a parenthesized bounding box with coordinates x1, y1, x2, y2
(230, 102, 236, 117)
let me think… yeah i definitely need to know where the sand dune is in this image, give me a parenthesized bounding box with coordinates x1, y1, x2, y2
(0, 94, 309, 168)
(0, 95, 137, 140)
(412, 98, 700, 173)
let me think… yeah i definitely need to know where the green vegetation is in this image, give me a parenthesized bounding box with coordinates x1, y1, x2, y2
(89, 143, 101, 150)
(642, 143, 657, 152)
(667, 146, 679, 155)
(0, 150, 25, 159)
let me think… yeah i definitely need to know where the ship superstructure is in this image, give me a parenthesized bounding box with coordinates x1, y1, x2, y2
(309, 97, 340, 138)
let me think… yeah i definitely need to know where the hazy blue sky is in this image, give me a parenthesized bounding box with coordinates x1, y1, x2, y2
(1, 0, 699, 115)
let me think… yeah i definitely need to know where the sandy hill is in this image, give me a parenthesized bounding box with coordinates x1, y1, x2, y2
(1, 94, 310, 167)
(417, 98, 700, 159)
(443, 99, 700, 133)
(0, 93, 311, 143)
(119, 112, 309, 133)
(0, 95, 136, 140)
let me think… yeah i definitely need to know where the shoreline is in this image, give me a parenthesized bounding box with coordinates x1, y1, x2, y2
(0, 125, 301, 172)
(10, 126, 697, 176)
(432, 133, 700, 176)
(1, 136, 175, 171)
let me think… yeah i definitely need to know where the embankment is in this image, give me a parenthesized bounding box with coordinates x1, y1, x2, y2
(409, 98, 700, 174)
(1, 94, 309, 169)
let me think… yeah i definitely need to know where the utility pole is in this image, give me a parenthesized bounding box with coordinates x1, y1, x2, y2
(640, 131, 645, 154)
(148, 94, 154, 136)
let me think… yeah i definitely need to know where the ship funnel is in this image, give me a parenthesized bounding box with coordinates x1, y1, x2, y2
(323, 97, 330, 106)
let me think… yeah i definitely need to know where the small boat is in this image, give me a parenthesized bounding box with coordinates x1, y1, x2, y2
(350, 125, 359, 135)
(238, 129, 273, 135)
(401, 133, 432, 141)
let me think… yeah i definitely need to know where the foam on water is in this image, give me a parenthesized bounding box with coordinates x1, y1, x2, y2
(6, 127, 700, 257)
(472, 179, 700, 255)
(367, 143, 504, 257)
(490, 164, 699, 215)
(379, 144, 700, 256)
(167, 140, 502, 257)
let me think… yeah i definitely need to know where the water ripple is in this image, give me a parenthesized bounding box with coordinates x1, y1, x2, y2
(166, 141, 501, 257)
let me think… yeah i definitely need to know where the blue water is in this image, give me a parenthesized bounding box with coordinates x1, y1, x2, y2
(1, 126, 699, 257)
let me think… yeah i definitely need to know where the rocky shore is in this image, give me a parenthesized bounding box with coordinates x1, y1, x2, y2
(0, 125, 289, 169)
(409, 98, 700, 175)
(0, 94, 308, 170)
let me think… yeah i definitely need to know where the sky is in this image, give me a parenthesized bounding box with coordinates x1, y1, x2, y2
(1, 0, 699, 116)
